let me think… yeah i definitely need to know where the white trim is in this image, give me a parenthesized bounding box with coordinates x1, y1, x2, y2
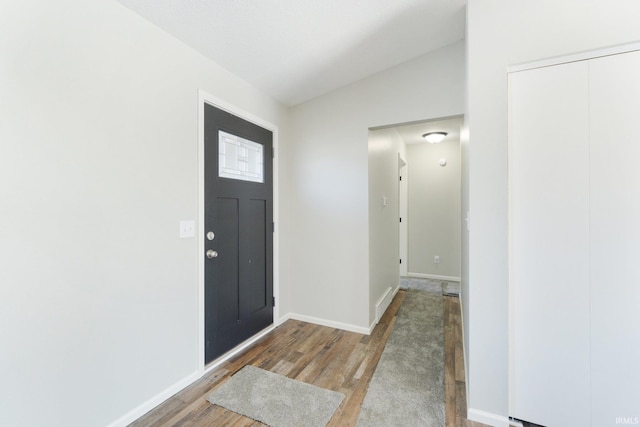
(508, 40, 640, 73)
(368, 319, 376, 334)
(203, 324, 277, 374)
(197, 90, 280, 376)
(112, 321, 283, 426)
(458, 290, 470, 419)
(374, 284, 400, 325)
(507, 119, 517, 422)
(106, 371, 200, 427)
(467, 408, 510, 427)
(398, 156, 408, 277)
(283, 312, 371, 335)
(407, 272, 460, 282)
(392, 284, 400, 298)
(375, 286, 394, 324)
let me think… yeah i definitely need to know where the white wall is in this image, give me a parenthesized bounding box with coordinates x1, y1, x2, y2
(288, 40, 465, 330)
(465, 0, 640, 424)
(0, 1, 288, 426)
(460, 115, 470, 409)
(368, 128, 406, 317)
(407, 140, 461, 278)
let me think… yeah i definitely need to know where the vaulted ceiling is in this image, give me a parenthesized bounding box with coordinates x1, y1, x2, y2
(118, 0, 466, 106)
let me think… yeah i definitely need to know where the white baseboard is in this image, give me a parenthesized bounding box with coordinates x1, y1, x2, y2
(375, 286, 394, 324)
(107, 370, 200, 427)
(407, 272, 461, 282)
(367, 319, 376, 334)
(203, 324, 277, 374)
(467, 408, 510, 427)
(367, 284, 400, 335)
(392, 285, 400, 298)
(108, 321, 280, 427)
(283, 312, 371, 335)
(458, 291, 470, 414)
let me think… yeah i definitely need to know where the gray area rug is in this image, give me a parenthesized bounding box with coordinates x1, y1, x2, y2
(356, 289, 445, 426)
(207, 365, 344, 427)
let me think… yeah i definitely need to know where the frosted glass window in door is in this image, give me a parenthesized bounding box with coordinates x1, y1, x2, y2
(218, 130, 264, 183)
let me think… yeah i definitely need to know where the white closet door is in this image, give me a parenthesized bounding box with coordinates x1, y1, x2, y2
(590, 50, 640, 426)
(509, 62, 590, 426)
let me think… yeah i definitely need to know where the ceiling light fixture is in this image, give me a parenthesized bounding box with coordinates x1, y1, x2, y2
(422, 132, 448, 144)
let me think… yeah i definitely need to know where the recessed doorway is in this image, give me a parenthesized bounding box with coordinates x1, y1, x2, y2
(368, 115, 463, 322)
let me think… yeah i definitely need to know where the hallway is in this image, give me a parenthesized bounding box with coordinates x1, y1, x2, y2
(130, 291, 485, 426)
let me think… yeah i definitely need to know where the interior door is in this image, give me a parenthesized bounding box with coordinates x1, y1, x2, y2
(508, 61, 590, 426)
(204, 103, 273, 363)
(589, 50, 640, 426)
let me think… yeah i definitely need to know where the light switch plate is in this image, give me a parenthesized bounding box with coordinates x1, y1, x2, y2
(179, 220, 195, 238)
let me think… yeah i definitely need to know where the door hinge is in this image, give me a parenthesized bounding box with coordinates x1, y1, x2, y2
(272, 221, 275, 232)
(272, 296, 276, 307)
(399, 217, 402, 223)
(400, 259, 402, 264)
(399, 176, 402, 181)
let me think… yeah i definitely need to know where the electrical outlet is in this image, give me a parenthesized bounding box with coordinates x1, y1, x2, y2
(434, 255, 440, 264)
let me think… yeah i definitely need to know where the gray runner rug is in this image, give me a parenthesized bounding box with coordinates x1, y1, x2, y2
(207, 365, 344, 427)
(356, 289, 445, 426)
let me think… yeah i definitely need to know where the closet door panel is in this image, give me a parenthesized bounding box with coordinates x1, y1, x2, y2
(590, 50, 640, 426)
(509, 62, 590, 427)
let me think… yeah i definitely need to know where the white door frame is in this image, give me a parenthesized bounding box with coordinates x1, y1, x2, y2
(197, 90, 280, 374)
(398, 154, 408, 277)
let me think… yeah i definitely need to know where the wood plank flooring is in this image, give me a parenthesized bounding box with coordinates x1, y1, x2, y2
(444, 295, 491, 427)
(130, 291, 490, 427)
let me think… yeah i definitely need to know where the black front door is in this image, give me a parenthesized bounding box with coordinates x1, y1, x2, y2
(204, 103, 273, 363)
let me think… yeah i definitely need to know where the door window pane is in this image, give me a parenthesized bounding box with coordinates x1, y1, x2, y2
(218, 130, 264, 183)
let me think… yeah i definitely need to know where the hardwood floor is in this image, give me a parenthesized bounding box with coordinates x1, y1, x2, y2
(444, 295, 491, 427)
(130, 291, 490, 427)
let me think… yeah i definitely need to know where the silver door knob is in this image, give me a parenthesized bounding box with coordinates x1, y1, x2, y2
(206, 249, 218, 259)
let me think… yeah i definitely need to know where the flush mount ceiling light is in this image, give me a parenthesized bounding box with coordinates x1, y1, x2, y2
(422, 132, 448, 144)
